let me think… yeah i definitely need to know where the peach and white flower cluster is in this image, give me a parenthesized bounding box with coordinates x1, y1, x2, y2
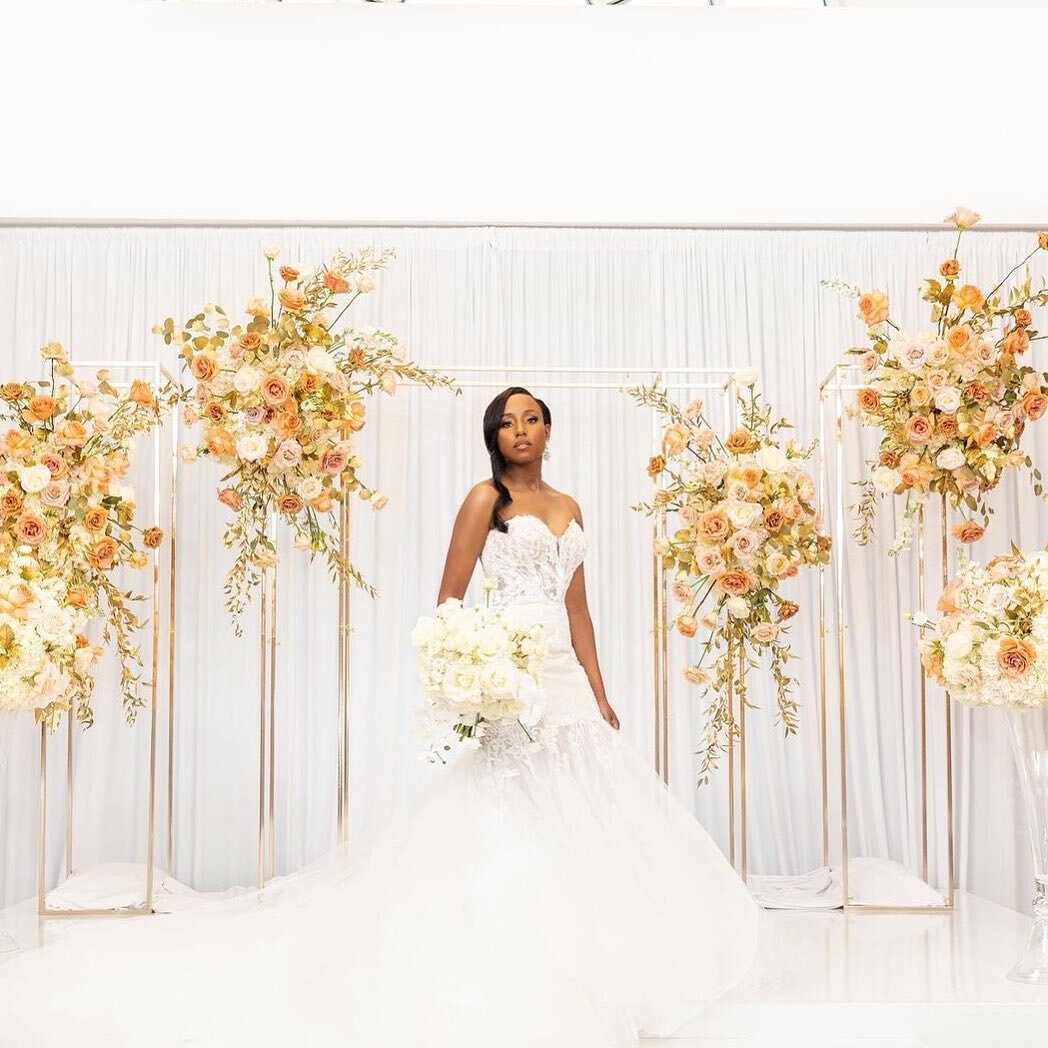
(837, 210, 1048, 554)
(411, 597, 547, 763)
(629, 375, 832, 783)
(0, 549, 101, 729)
(157, 247, 456, 630)
(915, 546, 1048, 709)
(0, 345, 177, 728)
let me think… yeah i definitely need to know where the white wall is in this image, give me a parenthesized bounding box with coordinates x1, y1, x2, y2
(2, 2, 1047, 227)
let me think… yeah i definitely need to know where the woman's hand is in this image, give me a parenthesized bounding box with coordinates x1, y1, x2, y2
(598, 700, 620, 731)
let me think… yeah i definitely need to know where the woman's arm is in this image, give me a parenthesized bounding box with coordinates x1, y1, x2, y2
(563, 502, 620, 730)
(436, 482, 498, 605)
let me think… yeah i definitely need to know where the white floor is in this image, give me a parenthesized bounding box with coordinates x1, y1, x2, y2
(2, 890, 1046, 1047)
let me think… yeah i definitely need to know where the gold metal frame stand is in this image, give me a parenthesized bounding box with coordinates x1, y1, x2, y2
(818, 364, 954, 913)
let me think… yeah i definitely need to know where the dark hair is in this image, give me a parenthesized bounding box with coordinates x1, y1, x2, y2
(482, 387, 551, 533)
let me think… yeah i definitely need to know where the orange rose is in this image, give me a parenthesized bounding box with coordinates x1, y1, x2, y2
(696, 510, 730, 544)
(939, 259, 961, 279)
(1, 492, 23, 517)
(87, 537, 119, 570)
(647, 455, 665, 478)
(718, 570, 755, 596)
(55, 420, 88, 448)
(662, 423, 690, 456)
(323, 272, 350, 295)
(83, 506, 108, 532)
(261, 375, 290, 407)
(973, 424, 997, 448)
(856, 388, 881, 413)
(963, 381, 991, 404)
(937, 581, 960, 614)
(741, 466, 764, 488)
(997, 637, 1037, 679)
(904, 415, 934, 445)
(205, 402, 226, 423)
(309, 492, 334, 514)
(277, 495, 303, 515)
(278, 288, 306, 311)
(1000, 328, 1030, 356)
(14, 512, 47, 547)
(298, 373, 322, 396)
(676, 615, 698, 638)
(345, 402, 366, 432)
(947, 325, 974, 353)
(1015, 308, 1033, 329)
(858, 290, 889, 326)
(952, 284, 985, 313)
(1, 382, 25, 400)
(777, 600, 799, 622)
(217, 487, 242, 511)
(1022, 391, 1048, 420)
(880, 450, 901, 469)
(348, 348, 367, 369)
(27, 394, 56, 420)
(205, 428, 236, 459)
(238, 332, 262, 352)
(143, 526, 164, 549)
(190, 353, 217, 382)
(724, 428, 757, 455)
(921, 646, 944, 682)
(1039, 232, 1048, 251)
(951, 521, 985, 544)
(270, 412, 301, 439)
(279, 266, 300, 283)
(130, 379, 154, 407)
(66, 586, 90, 610)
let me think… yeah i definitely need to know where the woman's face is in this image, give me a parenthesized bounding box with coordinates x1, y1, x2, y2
(497, 393, 549, 465)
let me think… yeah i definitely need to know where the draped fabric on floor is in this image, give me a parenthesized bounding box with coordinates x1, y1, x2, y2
(0, 225, 1043, 914)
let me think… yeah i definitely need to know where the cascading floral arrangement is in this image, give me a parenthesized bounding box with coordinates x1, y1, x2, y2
(628, 372, 832, 783)
(827, 209, 1048, 554)
(157, 246, 457, 631)
(914, 545, 1048, 709)
(0, 343, 180, 728)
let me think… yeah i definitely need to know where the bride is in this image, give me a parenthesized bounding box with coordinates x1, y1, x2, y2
(0, 387, 760, 1048)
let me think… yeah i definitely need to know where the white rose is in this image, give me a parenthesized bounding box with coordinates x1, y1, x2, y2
(236, 433, 269, 462)
(944, 629, 973, 659)
(479, 662, 514, 699)
(936, 446, 966, 472)
(934, 387, 962, 414)
(296, 476, 323, 501)
(872, 466, 899, 494)
(233, 367, 262, 395)
(727, 597, 750, 620)
(178, 445, 199, 464)
(306, 346, 337, 375)
(755, 445, 787, 474)
(724, 499, 762, 528)
(18, 465, 51, 494)
(733, 367, 758, 388)
(911, 610, 932, 628)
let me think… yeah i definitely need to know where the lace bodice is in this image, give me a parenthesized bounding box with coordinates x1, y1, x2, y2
(479, 514, 587, 612)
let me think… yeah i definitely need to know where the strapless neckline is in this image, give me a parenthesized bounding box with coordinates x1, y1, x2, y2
(501, 514, 583, 545)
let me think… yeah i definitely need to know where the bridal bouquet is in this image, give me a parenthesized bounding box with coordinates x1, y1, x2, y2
(829, 209, 1048, 554)
(0, 344, 179, 727)
(159, 246, 456, 630)
(411, 597, 546, 763)
(0, 549, 101, 728)
(629, 373, 832, 783)
(914, 546, 1048, 709)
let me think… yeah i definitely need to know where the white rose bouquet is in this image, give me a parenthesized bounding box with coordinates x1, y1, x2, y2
(411, 597, 546, 763)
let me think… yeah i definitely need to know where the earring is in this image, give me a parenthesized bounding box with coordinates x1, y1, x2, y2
(543, 444, 551, 461)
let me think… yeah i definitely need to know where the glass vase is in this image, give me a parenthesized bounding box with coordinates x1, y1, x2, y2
(1005, 706, 1048, 984)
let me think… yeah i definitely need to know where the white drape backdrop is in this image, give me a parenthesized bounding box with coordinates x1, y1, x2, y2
(0, 225, 1043, 916)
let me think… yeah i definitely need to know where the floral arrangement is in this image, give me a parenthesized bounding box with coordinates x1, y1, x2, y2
(0, 549, 102, 730)
(411, 597, 546, 763)
(829, 209, 1048, 554)
(628, 372, 832, 784)
(0, 344, 179, 727)
(158, 246, 456, 630)
(915, 545, 1048, 709)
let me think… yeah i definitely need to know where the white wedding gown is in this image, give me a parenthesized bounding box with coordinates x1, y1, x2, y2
(0, 515, 760, 1047)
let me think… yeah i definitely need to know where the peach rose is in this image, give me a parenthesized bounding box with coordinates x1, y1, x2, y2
(1, 491, 23, 517)
(904, 415, 934, 445)
(997, 637, 1037, 679)
(55, 420, 88, 449)
(320, 445, 351, 476)
(27, 394, 56, 420)
(858, 290, 889, 326)
(741, 466, 764, 488)
(909, 385, 932, 409)
(278, 288, 306, 311)
(717, 570, 754, 596)
(205, 402, 227, 423)
(662, 423, 690, 456)
(1015, 308, 1033, 329)
(1000, 328, 1030, 356)
(1022, 390, 1048, 420)
(962, 381, 991, 405)
(205, 428, 236, 459)
(190, 353, 217, 382)
(1040, 232, 1048, 251)
(298, 373, 322, 396)
(345, 402, 367, 432)
(676, 615, 698, 638)
(279, 266, 300, 283)
(66, 586, 90, 610)
(945, 207, 981, 230)
(725, 428, 757, 455)
(348, 348, 367, 370)
(937, 581, 961, 614)
(1, 382, 25, 400)
(940, 259, 961, 279)
(277, 494, 304, 515)
(261, 375, 290, 407)
(14, 512, 48, 547)
(973, 424, 997, 448)
(647, 455, 665, 478)
(271, 412, 302, 439)
(947, 325, 974, 353)
(856, 388, 881, 414)
(40, 481, 69, 508)
(309, 492, 334, 514)
(130, 379, 154, 407)
(951, 521, 985, 544)
(952, 284, 985, 313)
(695, 509, 731, 544)
(87, 537, 119, 570)
(143, 527, 164, 549)
(217, 487, 242, 511)
(239, 332, 262, 352)
(777, 600, 799, 622)
(921, 646, 944, 681)
(323, 272, 350, 295)
(83, 506, 108, 532)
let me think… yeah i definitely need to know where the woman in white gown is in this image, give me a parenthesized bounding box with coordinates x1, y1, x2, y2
(0, 387, 759, 1048)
